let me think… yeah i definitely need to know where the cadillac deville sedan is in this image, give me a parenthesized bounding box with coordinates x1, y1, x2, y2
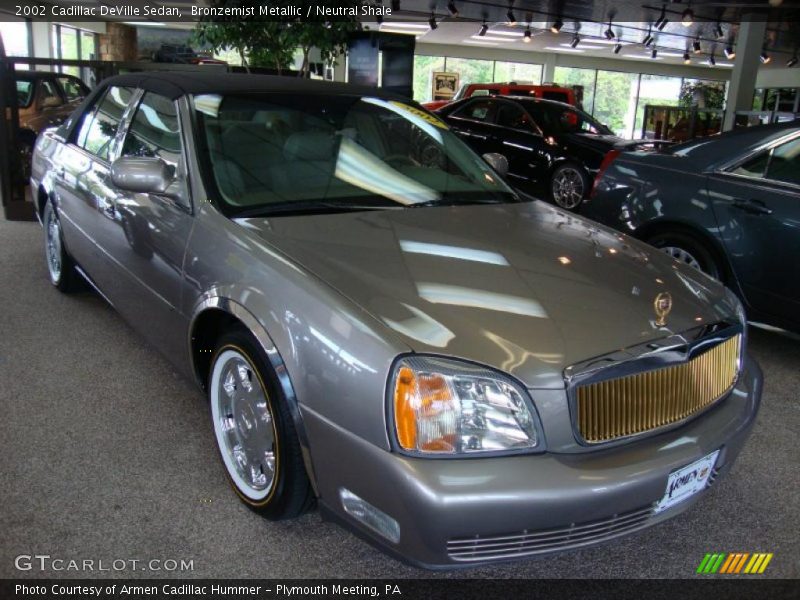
(31, 72, 762, 568)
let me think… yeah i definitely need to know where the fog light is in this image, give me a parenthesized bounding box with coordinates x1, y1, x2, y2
(340, 488, 400, 544)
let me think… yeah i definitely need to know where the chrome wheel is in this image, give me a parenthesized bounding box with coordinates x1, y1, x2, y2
(551, 166, 586, 210)
(45, 205, 62, 284)
(210, 349, 277, 501)
(661, 246, 702, 271)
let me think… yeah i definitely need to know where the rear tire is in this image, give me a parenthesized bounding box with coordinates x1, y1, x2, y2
(646, 231, 722, 280)
(209, 328, 314, 519)
(43, 200, 82, 293)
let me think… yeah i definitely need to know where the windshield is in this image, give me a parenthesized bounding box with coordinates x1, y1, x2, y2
(527, 102, 612, 135)
(193, 93, 516, 216)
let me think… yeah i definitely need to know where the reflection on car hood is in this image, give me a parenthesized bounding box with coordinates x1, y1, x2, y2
(561, 133, 621, 154)
(237, 201, 737, 389)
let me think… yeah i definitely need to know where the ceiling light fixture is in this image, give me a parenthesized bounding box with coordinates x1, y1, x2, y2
(551, 19, 563, 33)
(787, 55, 798, 67)
(447, 0, 458, 16)
(479, 22, 488, 37)
(683, 51, 691, 63)
(651, 48, 658, 59)
(708, 53, 716, 66)
(391, 0, 400, 11)
(724, 45, 735, 59)
(715, 23, 724, 39)
(614, 42, 623, 54)
(428, 13, 437, 30)
(682, 7, 694, 27)
(655, 5, 667, 29)
(605, 20, 615, 40)
(760, 50, 771, 64)
(507, 4, 517, 25)
(524, 27, 532, 43)
(693, 38, 702, 54)
(571, 33, 580, 48)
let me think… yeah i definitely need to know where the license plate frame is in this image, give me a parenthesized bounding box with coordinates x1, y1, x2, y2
(654, 450, 720, 514)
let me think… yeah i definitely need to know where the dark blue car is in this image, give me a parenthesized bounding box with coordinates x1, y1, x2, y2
(584, 122, 800, 333)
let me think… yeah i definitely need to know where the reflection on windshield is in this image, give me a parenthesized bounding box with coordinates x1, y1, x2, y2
(194, 93, 516, 216)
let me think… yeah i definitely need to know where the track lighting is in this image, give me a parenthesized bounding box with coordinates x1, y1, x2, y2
(428, 13, 437, 30)
(551, 19, 563, 33)
(708, 53, 715, 66)
(715, 23, 724, 39)
(447, 0, 458, 16)
(478, 22, 488, 37)
(724, 45, 735, 60)
(693, 38, 701, 54)
(571, 33, 580, 48)
(657, 16, 669, 31)
(376, 13, 383, 25)
(682, 8, 693, 27)
(524, 27, 532, 43)
(391, 0, 400, 11)
(614, 42, 623, 54)
(760, 50, 771, 64)
(605, 21, 615, 40)
(654, 5, 667, 28)
(507, 6, 516, 25)
(787, 55, 798, 68)
(643, 27, 653, 46)
(651, 48, 658, 59)
(683, 51, 690, 64)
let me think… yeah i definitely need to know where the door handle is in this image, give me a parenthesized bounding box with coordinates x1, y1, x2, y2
(732, 199, 773, 216)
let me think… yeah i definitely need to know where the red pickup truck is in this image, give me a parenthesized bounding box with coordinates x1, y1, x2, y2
(422, 83, 576, 111)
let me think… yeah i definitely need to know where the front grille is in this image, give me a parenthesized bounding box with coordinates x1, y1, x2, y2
(576, 334, 741, 444)
(447, 505, 655, 561)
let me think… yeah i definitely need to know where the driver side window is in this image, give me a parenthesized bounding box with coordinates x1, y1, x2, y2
(121, 92, 182, 170)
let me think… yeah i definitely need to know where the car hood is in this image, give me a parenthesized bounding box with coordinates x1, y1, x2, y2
(237, 201, 738, 389)
(560, 132, 621, 154)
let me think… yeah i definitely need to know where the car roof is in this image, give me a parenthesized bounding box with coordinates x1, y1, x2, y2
(663, 120, 800, 167)
(99, 71, 406, 102)
(495, 95, 577, 110)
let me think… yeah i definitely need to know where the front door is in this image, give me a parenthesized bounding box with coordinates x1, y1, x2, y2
(488, 99, 548, 195)
(706, 133, 800, 326)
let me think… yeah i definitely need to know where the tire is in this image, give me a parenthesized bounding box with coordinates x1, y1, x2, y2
(550, 162, 589, 210)
(43, 200, 82, 292)
(646, 231, 722, 280)
(209, 328, 314, 519)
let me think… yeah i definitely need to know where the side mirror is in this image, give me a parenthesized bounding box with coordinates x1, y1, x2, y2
(482, 152, 508, 177)
(111, 156, 175, 196)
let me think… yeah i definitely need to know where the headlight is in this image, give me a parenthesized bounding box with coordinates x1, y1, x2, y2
(725, 287, 747, 327)
(389, 356, 542, 455)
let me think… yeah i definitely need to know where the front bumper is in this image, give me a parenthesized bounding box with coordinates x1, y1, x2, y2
(304, 356, 762, 569)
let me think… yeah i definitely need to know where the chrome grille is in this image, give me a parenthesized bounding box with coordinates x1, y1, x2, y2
(576, 334, 741, 444)
(447, 505, 655, 561)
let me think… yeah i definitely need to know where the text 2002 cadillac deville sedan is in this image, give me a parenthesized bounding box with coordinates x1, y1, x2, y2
(31, 72, 761, 568)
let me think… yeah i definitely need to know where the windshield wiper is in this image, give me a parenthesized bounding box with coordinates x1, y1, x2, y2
(233, 199, 401, 218)
(407, 194, 522, 208)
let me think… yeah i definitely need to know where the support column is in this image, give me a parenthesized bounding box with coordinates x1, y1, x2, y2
(542, 53, 556, 84)
(722, 18, 766, 131)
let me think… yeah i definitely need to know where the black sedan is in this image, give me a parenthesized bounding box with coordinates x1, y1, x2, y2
(437, 96, 624, 209)
(584, 121, 800, 333)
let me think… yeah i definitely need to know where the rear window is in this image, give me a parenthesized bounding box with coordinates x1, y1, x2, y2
(542, 91, 570, 103)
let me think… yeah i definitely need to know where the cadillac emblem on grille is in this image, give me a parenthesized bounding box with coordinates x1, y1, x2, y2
(654, 292, 673, 327)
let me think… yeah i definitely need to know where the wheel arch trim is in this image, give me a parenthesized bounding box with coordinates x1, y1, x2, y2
(189, 292, 319, 496)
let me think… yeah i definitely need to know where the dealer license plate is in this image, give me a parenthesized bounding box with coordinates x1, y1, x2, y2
(654, 450, 720, 514)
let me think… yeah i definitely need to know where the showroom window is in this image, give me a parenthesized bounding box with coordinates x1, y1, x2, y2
(413, 55, 446, 103)
(635, 74, 683, 137)
(494, 61, 543, 85)
(444, 57, 495, 88)
(553, 67, 597, 113)
(0, 17, 33, 68)
(593, 70, 640, 138)
(51, 24, 97, 82)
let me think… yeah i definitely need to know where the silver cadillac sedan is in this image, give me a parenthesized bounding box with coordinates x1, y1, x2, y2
(31, 72, 761, 568)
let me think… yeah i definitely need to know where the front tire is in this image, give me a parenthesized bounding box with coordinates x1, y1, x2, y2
(646, 231, 722, 280)
(43, 200, 81, 292)
(209, 329, 314, 519)
(550, 163, 589, 210)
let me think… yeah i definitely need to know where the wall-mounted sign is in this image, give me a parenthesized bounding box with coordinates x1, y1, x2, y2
(432, 72, 459, 101)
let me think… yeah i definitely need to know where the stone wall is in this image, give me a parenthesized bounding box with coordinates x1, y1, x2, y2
(97, 23, 137, 62)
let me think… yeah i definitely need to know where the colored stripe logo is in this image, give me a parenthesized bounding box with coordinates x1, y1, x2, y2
(697, 552, 773, 574)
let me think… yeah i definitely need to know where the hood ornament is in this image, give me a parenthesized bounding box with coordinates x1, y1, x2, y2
(654, 292, 673, 327)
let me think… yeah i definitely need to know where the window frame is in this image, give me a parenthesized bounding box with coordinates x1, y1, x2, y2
(56, 75, 90, 103)
(490, 99, 543, 136)
(70, 85, 138, 165)
(449, 98, 497, 125)
(719, 131, 800, 192)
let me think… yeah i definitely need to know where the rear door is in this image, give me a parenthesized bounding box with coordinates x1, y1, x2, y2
(54, 85, 136, 276)
(487, 99, 549, 193)
(706, 132, 800, 325)
(445, 98, 497, 156)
